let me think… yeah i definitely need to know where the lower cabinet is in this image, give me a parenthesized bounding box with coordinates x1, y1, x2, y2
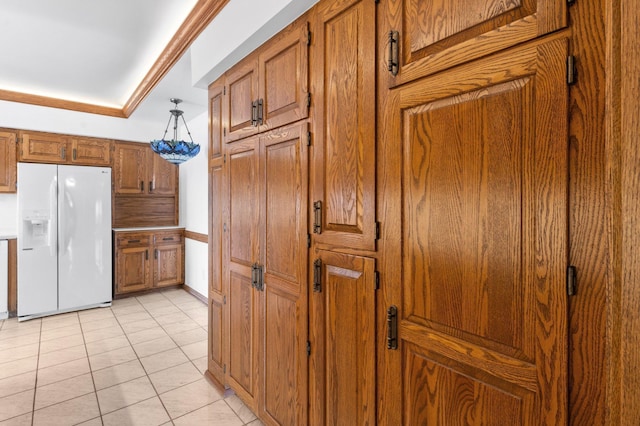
(114, 229, 184, 295)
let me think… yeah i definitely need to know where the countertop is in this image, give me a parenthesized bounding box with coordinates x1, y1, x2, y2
(112, 226, 185, 232)
(0, 230, 17, 239)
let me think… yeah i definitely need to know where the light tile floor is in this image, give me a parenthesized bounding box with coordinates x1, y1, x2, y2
(0, 288, 262, 426)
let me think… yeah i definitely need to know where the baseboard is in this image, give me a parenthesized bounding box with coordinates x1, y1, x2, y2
(183, 284, 207, 305)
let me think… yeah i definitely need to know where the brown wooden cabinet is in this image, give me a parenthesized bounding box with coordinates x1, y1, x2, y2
(209, 77, 225, 163)
(309, 250, 376, 425)
(223, 17, 309, 144)
(114, 229, 184, 295)
(223, 123, 309, 423)
(310, 0, 377, 252)
(382, 0, 567, 87)
(113, 141, 178, 196)
(0, 130, 17, 193)
(18, 131, 111, 166)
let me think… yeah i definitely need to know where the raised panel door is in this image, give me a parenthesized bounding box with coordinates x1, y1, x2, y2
(0, 131, 16, 193)
(19, 132, 69, 163)
(382, 0, 566, 86)
(149, 152, 177, 195)
(226, 136, 260, 409)
(224, 56, 259, 143)
(154, 243, 183, 287)
(381, 37, 568, 424)
(209, 78, 225, 161)
(71, 137, 111, 166)
(208, 160, 226, 383)
(113, 142, 147, 194)
(116, 246, 151, 294)
(311, 0, 377, 251)
(258, 18, 309, 132)
(259, 123, 308, 425)
(309, 250, 376, 425)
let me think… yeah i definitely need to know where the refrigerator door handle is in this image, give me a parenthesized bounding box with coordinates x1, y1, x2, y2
(49, 178, 57, 257)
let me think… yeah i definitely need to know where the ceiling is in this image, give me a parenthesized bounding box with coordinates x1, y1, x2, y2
(0, 0, 227, 123)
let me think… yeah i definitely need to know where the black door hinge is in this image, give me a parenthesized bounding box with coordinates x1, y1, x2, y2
(387, 306, 398, 350)
(567, 265, 577, 296)
(567, 56, 577, 85)
(307, 234, 311, 248)
(307, 131, 312, 146)
(223, 154, 226, 163)
(313, 259, 322, 292)
(374, 271, 380, 290)
(306, 340, 311, 356)
(375, 222, 381, 240)
(567, 0, 576, 6)
(223, 295, 227, 304)
(223, 86, 226, 95)
(307, 30, 312, 46)
(223, 127, 226, 137)
(306, 93, 312, 109)
(223, 364, 227, 373)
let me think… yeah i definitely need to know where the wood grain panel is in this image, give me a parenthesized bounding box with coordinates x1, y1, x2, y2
(113, 196, 178, 228)
(154, 244, 184, 287)
(224, 56, 259, 143)
(404, 343, 527, 424)
(309, 250, 376, 425)
(383, 0, 566, 86)
(228, 268, 259, 409)
(113, 143, 147, 194)
(209, 78, 225, 161)
(71, 137, 111, 166)
(209, 297, 225, 380)
(383, 36, 568, 424)
(259, 123, 308, 425)
(116, 246, 151, 293)
(8, 239, 16, 314)
(149, 154, 178, 196)
(19, 131, 69, 163)
(258, 18, 309, 132)
(566, 0, 609, 423)
(0, 131, 16, 193)
(228, 137, 259, 267)
(185, 230, 208, 244)
(311, 0, 377, 251)
(210, 164, 224, 294)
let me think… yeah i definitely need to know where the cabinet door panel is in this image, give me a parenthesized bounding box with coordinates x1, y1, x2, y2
(228, 266, 260, 410)
(209, 79, 225, 161)
(154, 244, 183, 287)
(309, 251, 376, 425)
(260, 123, 308, 424)
(71, 137, 111, 166)
(224, 57, 259, 143)
(385, 37, 568, 424)
(0, 131, 16, 193)
(113, 143, 147, 194)
(311, 0, 376, 251)
(19, 132, 69, 163)
(209, 161, 226, 383)
(149, 153, 177, 195)
(117, 246, 151, 293)
(258, 19, 309, 132)
(383, 0, 566, 86)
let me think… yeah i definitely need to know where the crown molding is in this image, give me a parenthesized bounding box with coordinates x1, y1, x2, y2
(0, 0, 229, 118)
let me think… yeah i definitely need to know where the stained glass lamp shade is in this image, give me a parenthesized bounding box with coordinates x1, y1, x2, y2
(150, 98, 200, 165)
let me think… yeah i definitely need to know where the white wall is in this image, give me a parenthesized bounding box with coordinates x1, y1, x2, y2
(179, 111, 209, 299)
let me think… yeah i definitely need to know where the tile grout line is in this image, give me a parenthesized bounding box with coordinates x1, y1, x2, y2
(77, 310, 106, 426)
(31, 318, 43, 426)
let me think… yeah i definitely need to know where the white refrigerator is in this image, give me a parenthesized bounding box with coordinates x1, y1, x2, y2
(17, 163, 112, 320)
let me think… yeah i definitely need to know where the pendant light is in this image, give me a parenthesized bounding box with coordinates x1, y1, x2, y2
(150, 98, 200, 164)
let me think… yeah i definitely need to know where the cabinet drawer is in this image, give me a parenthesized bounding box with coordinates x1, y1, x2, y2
(154, 231, 183, 245)
(116, 234, 151, 248)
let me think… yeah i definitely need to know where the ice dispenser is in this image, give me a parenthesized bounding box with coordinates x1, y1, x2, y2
(22, 210, 52, 249)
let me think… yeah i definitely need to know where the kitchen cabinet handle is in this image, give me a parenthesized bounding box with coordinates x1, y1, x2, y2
(140, 181, 144, 192)
(128, 239, 140, 243)
(61, 146, 66, 160)
(162, 237, 174, 241)
(251, 100, 257, 127)
(72, 148, 77, 160)
(154, 249, 158, 259)
(149, 181, 154, 193)
(145, 249, 148, 260)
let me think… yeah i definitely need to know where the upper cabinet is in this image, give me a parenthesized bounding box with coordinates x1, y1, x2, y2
(382, 0, 567, 86)
(112, 141, 177, 196)
(310, 0, 377, 252)
(222, 17, 310, 143)
(0, 130, 17, 193)
(18, 131, 111, 166)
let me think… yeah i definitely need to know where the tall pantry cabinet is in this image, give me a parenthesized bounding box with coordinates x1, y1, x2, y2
(209, 0, 574, 424)
(208, 15, 310, 426)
